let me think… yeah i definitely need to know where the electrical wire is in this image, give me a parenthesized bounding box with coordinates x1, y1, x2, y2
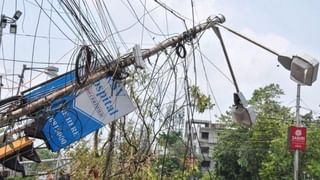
(154, 0, 189, 30)
(11, 0, 18, 96)
(122, 0, 177, 38)
(0, 2, 9, 93)
(159, 56, 178, 178)
(34, 0, 80, 45)
(47, 0, 53, 66)
(0, 1, 234, 178)
(0, 57, 75, 65)
(29, 0, 44, 90)
(197, 43, 222, 116)
(59, 0, 114, 65)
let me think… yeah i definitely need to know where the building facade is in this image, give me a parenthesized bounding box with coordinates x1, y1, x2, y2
(185, 120, 223, 172)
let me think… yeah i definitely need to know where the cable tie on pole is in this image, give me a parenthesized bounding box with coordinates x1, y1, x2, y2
(175, 43, 187, 58)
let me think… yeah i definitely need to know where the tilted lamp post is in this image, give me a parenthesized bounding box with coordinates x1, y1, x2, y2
(16, 64, 59, 95)
(214, 22, 318, 180)
(0, 65, 59, 101)
(211, 19, 257, 128)
(216, 24, 318, 86)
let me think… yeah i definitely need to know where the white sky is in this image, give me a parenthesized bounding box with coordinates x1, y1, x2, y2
(1, 0, 319, 120)
(166, 0, 320, 118)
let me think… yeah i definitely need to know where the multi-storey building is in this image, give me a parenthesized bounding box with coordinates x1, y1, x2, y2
(185, 119, 223, 172)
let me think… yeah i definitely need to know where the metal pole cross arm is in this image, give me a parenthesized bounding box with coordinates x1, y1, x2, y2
(0, 15, 226, 125)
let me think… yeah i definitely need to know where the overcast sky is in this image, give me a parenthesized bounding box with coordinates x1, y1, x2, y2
(177, 0, 320, 118)
(1, 0, 319, 120)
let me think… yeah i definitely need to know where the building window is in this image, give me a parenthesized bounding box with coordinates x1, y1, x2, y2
(200, 147, 209, 154)
(201, 132, 209, 139)
(201, 161, 211, 168)
(205, 123, 209, 127)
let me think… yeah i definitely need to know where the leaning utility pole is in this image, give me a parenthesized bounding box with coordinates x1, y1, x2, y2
(0, 15, 225, 125)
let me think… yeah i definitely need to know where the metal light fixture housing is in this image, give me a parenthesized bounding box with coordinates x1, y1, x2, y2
(0, 15, 7, 28)
(231, 92, 256, 127)
(290, 54, 319, 86)
(9, 23, 17, 34)
(13, 10, 22, 20)
(278, 55, 292, 70)
(44, 66, 59, 77)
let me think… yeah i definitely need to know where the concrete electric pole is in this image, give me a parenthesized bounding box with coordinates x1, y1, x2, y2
(0, 15, 226, 126)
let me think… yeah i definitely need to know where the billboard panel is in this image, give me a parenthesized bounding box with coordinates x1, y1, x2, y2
(288, 126, 307, 151)
(42, 76, 135, 151)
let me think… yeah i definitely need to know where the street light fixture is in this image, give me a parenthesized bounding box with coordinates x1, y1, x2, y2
(211, 22, 257, 127)
(9, 23, 17, 34)
(0, 10, 22, 46)
(214, 22, 318, 180)
(25, 65, 59, 78)
(232, 92, 256, 127)
(216, 23, 319, 86)
(16, 64, 59, 95)
(13, 10, 22, 20)
(0, 64, 59, 99)
(290, 55, 318, 86)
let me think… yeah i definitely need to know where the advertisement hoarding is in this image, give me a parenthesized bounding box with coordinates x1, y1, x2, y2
(42, 76, 135, 151)
(288, 126, 307, 151)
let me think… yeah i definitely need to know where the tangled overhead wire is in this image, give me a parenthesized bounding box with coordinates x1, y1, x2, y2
(0, 95, 23, 127)
(75, 46, 93, 86)
(183, 28, 197, 43)
(107, 68, 130, 81)
(75, 44, 131, 87)
(175, 43, 186, 59)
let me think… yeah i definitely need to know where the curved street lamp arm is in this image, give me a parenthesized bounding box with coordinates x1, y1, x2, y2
(216, 24, 280, 57)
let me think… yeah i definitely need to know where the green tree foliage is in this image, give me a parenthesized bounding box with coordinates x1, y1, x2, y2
(191, 85, 214, 113)
(158, 131, 183, 147)
(68, 140, 105, 179)
(259, 123, 293, 180)
(213, 84, 302, 180)
(63, 70, 219, 179)
(260, 116, 320, 179)
(27, 149, 58, 175)
(213, 126, 252, 179)
(155, 130, 201, 179)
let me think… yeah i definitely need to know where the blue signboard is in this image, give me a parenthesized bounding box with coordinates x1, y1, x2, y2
(42, 76, 136, 152)
(23, 71, 75, 103)
(42, 93, 103, 151)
